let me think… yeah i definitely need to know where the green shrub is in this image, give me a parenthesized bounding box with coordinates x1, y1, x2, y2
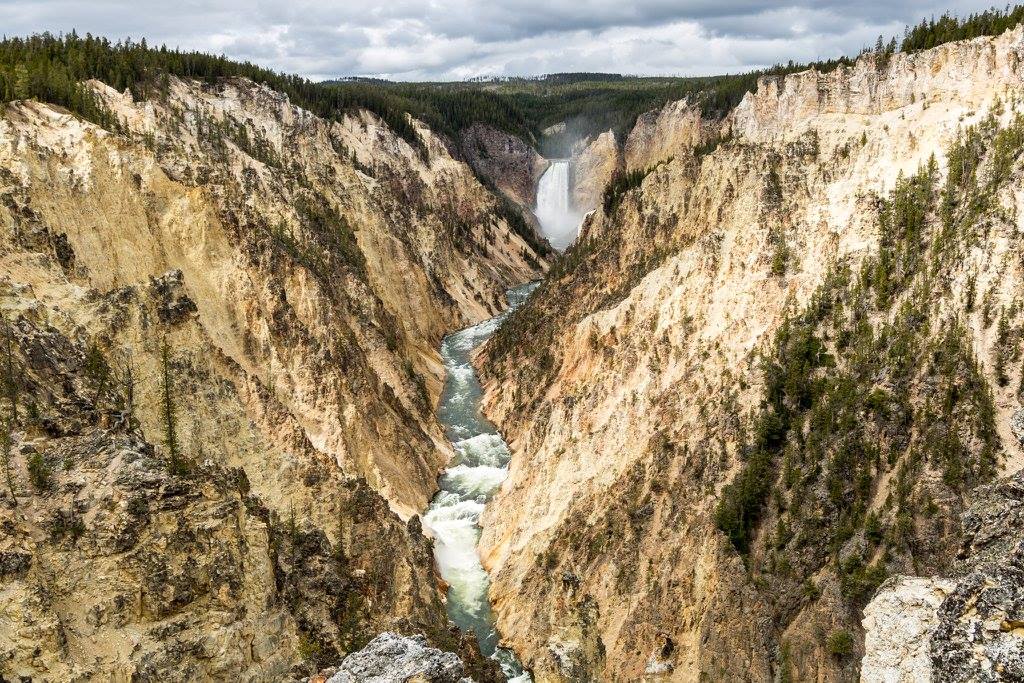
(770, 238, 789, 277)
(27, 452, 51, 491)
(825, 629, 854, 657)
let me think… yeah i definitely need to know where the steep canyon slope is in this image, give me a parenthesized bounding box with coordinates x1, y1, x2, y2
(0, 74, 548, 680)
(479, 28, 1024, 681)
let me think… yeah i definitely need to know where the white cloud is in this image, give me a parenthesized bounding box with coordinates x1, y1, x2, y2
(0, 0, 1005, 80)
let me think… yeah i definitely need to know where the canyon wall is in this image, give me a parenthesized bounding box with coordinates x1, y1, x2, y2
(0, 74, 547, 680)
(461, 123, 548, 210)
(479, 28, 1024, 681)
(570, 131, 620, 213)
(568, 99, 710, 217)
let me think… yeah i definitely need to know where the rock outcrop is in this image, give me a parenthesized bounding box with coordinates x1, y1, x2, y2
(0, 307, 457, 680)
(931, 545, 1024, 682)
(569, 99, 714, 213)
(325, 632, 471, 683)
(478, 27, 1024, 682)
(569, 131, 620, 212)
(624, 98, 707, 171)
(461, 123, 548, 209)
(864, 471, 1024, 682)
(861, 577, 955, 682)
(0, 431, 449, 681)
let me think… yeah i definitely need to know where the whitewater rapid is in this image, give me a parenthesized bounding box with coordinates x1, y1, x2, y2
(535, 159, 583, 250)
(423, 283, 537, 682)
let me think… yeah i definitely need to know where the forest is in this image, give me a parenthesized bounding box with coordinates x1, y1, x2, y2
(1, 5, 1023, 156)
(901, 5, 1024, 50)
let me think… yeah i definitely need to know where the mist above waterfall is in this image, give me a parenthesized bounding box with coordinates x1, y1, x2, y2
(535, 160, 583, 250)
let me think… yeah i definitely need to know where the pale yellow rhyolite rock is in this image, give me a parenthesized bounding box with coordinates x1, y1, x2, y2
(861, 576, 955, 683)
(0, 75, 545, 519)
(570, 130, 620, 212)
(479, 27, 1024, 682)
(625, 98, 707, 172)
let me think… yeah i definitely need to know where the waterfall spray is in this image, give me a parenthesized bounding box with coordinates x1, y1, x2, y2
(535, 160, 583, 250)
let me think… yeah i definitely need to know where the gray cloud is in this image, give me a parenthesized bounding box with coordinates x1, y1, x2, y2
(0, 1, 1005, 80)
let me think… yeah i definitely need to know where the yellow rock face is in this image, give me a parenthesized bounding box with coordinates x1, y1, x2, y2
(477, 28, 1024, 682)
(571, 130, 621, 212)
(0, 74, 546, 680)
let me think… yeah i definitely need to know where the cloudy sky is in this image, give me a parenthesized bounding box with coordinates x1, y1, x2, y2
(0, 1, 1006, 80)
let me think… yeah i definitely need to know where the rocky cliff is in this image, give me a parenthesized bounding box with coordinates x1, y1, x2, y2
(569, 131, 619, 213)
(568, 99, 713, 216)
(624, 99, 708, 172)
(863, 470, 1024, 682)
(0, 73, 547, 680)
(461, 123, 548, 210)
(478, 28, 1024, 681)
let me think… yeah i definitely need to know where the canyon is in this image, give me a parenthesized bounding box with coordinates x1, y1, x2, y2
(0, 73, 547, 680)
(1, 19, 1024, 683)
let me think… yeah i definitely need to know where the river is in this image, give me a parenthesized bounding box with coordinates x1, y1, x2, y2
(422, 283, 537, 682)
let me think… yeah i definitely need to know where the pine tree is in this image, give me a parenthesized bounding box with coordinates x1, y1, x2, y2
(115, 349, 137, 428)
(13, 63, 29, 100)
(160, 340, 183, 473)
(0, 412, 13, 500)
(995, 310, 1011, 386)
(1, 313, 17, 426)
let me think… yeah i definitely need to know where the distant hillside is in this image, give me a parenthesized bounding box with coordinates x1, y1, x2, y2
(4, 6, 1022, 159)
(336, 5, 1024, 155)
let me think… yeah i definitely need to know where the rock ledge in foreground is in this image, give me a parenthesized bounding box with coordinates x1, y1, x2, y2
(326, 633, 473, 683)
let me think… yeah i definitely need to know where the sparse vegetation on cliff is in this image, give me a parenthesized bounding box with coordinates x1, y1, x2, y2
(715, 110, 1020, 564)
(602, 166, 653, 215)
(703, 105, 1024, 683)
(0, 411, 13, 499)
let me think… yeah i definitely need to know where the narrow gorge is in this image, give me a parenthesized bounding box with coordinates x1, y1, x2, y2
(424, 282, 536, 683)
(2, 9, 1024, 683)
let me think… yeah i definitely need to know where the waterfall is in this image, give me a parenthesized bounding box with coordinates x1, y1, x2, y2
(535, 160, 582, 250)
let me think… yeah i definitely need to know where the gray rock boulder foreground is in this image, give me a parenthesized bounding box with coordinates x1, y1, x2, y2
(929, 471, 1024, 682)
(930, 542, 1024, 682)
(862, 471, 1024, 682)
(861, 576, 955, 682)
(326, 633, 473, 683)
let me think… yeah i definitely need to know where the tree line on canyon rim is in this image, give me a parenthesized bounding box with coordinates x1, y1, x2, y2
(2, 5, 1024, 158)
